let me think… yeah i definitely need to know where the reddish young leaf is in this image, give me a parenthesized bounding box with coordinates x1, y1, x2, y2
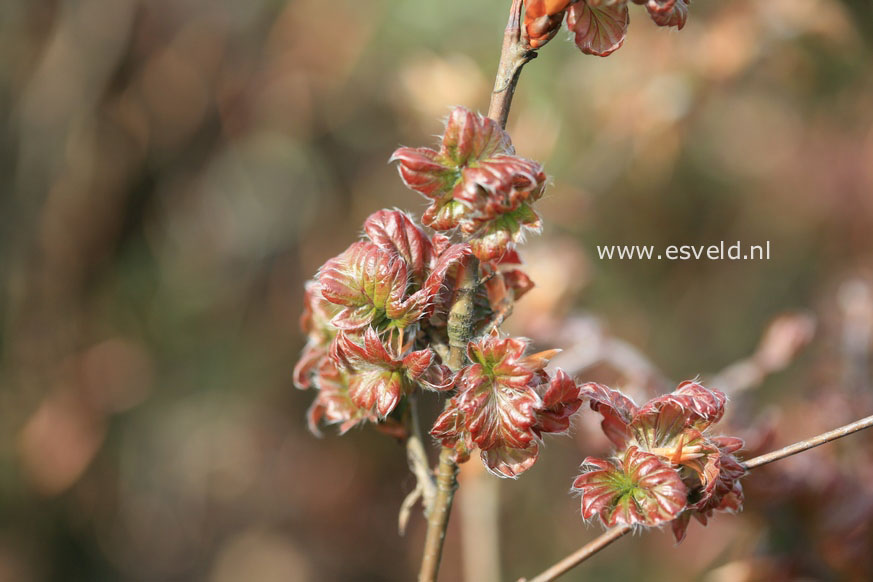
(481, 442, 540, 478)
(468, 202, 544, 261)
(581, 382, 639, 448)
(525, 0, 572, 49)
(333, 329, 407, 417)
(643, 0, 689, 29)
(431, 404, 474, 464)
(318, 241, 425, 330)
(402, 349, 455, 391)
(422, 243, 472, 307)
(430, 336, 567, 478)
(635, 380, 726, 434)
(334, 328, 450, 418)
(306, 358, 376, 435)
(441, 106, 512, 166)
(363, 209, 434, 284)
(294, 281, 341, 389)
(573, 446, 688, 527)
(391, 107, 547, 255)
(294, 343, 328, 390)
(567, 0, 630, 57)
(673, 442, 746, 541)
(389, 147, 458, 201)
(534, 369, 584, 435)
(582, 380, 747, 538)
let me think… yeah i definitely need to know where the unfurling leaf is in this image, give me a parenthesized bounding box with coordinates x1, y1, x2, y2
(391, 107, 547, 260)
(334, 328, 452, 418)
(573, 446, 688, 527)
(294, 281, 341, 389)
(318, 241, 425, 331)
(567, 0, 630, 57)
(580, 379, 746, 538)
(431, 336, 580, 478)
(640, 0, 689, 29)
(363, 209, 435, 285)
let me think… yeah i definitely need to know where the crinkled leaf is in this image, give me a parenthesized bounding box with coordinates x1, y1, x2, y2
(441, 107, 512, 166)
(294, 281, 340, 389)
(534, 369, 583, 435)
(635, 380, 726, 435)
(363, 209, 433, 284)
(481, 442, 540, 478)
(430, 336, 564, 479)
(334, 328, 449, 417)
(391, 107, 546, 235)
(389, 147, 458, 200)
(431, 403, 474, 464)
(468, 203, 543, 261)
(568, 0, 630, 57)
(453, 156, 546, 210)
(422, 243, 472, 304)
(293, 343, 327, 389)
(307, 359, 375, 435)
(403, 349, 454, 391)
(462, 382, 540, 451)
(467, 336, 535, 389)
(573, 446, 688, 527)
(318, 242, 424, 330)
(631, 399, 691, 450)
(581, 382, 639, 448)
(334, 329, 406, 417)
(644, 0, 688, 29)
(672, 447, 745, 542)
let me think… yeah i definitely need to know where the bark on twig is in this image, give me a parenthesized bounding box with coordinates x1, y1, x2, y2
(418, 1, 536, 578)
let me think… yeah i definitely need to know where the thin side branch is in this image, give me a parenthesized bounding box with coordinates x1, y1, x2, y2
(487, 0, 536, 128)
(518, 525, 632, 582)
(521, 412, 873, 581)
(742, 412, 873, 470)
(400, 397, 437, 535)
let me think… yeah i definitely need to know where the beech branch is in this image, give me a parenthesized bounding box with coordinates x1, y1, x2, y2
(742, 412, 873, 470)
(419, 257, 479, 582)
(417, 1, 536, 579)
(520, 412, 873, 582)
(488, 0, 536, 127)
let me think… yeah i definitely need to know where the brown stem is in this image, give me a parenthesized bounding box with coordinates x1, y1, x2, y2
(487, 0, 537, 128)
(519, 525, 632, 582)
(446, 258, 481, 370)
(400, 397, 437, 535)
(742, 412, 873, 470)
(418, 2, 538, 578)
(419, 257, 480, 582)
(521, 412, 873, 581)
(419, 445, 461, 582)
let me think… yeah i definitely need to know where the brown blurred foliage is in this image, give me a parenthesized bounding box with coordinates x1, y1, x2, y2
(1, 0, 873, 580)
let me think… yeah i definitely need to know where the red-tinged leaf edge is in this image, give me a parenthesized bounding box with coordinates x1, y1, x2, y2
(567, 0, 630, 57)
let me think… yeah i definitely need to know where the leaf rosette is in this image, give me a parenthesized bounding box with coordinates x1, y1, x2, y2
(391, 107, 547, 261)
(431, 336, 583, 478)
(576, 380, 746, 537)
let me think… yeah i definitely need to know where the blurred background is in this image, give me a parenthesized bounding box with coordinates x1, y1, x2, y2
(1, 0, 873, 580)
